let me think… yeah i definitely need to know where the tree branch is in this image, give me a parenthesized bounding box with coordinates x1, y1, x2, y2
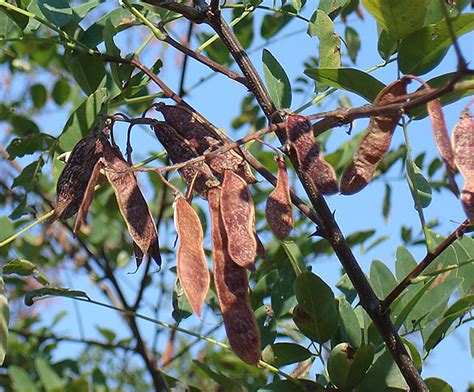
(382, 219, 471, 311)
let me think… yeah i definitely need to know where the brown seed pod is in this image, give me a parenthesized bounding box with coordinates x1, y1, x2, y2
(173, 196, 210, 316)
(152, 120, 216, 197)
(156, 103, 256, 184)
(340, 78, 409, 195)
(208, 187, 261, 365)
(55, 135, 104, 220)
(220, 170, 257, 270)
(265, 156, 294, 240)
(285, 113, 338, 195)
(428, 98, 457, 173)
(73, 159, 103, 234)
(452, 108, 474, 221)
(102, 139, 161, 267)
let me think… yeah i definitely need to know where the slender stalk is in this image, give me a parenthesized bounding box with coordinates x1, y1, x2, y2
(0, 210, 54, 248)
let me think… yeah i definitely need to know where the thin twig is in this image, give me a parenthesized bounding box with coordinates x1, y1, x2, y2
(382, 220, 471, 311)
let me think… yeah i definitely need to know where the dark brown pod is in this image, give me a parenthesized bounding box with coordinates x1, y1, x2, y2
(285, 114, 338, 195)
(152, 120, 216, 197)
(173, 196, 210, 316)
(156, 103, 256, 184)
(208, 187, 261, 365)
(220, 170, 257, 270)
(265, 157, 294, 240)
(102, 139, 161, 267)
(452, 108, 474, 221)
(55, 135, 104, 220)
(340, 78, 409, 195)
(73, 159, 103, 234)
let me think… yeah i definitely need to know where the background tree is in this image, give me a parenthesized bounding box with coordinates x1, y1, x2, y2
(0, 0, 473, 391)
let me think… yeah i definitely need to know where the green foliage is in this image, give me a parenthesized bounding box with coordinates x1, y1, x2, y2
(0, 0, 472, 391)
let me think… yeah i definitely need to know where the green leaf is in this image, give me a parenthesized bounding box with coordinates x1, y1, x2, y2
(261, 342, 312, 367)
(262, 49, 292, 109)
(260, 11, 291, 39)
(104, 19, 133, 89)
(58, 87, 107, 151)
(25, 287, 89, 306)
(382, 183, 391, 223)
(370, 260, 397, 298)
(304, 68, 385, 102)
(12, 158, 44, 191)
(233, 8, 254, 49)
(395, 246, 417, 281)
(64, 49, 106, 95)
(293, 272, 338, 343)
(0, 11, 22, 39)
(307, 10, 341, 69)
(291, 0, 306, 13)
(361, 0, 427, 39)
(345, 26, 361, 63)
(0, 278, 8, 366)
(6, 134, 55, 159)
(318, 0, 350, 19)
(338, 297, 362, 347)
(172, 276, 192, 323)
(271, 261, 296, 317)
(35, 357, 67, 392)
(398, 13, 474, 75)
(424, 0, 470, 24)
(377, 29, 398, 61)
(30, 84, 47, 109)
(3, 258, 36, 276)
(9, 366, 39, 392)
(392, 280, 432, 330)
(424, 294, 474, 352)
(52, 78, 71, 106)
(406, 161, 432, 209)
(255, 305, 277, 348)
(358, 348, 407, 390)
(402, 338, 422, 371)
(424, 378, 453, 392)
(37, 0, 74, 27)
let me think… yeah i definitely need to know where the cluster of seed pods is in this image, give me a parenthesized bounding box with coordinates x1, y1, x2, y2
(54, 123, 161, 269)
(153, 105, 263, 364)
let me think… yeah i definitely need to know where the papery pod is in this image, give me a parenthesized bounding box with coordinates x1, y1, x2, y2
(452, 107, 474, 221)
(55, 135, 104, 220)
(173, 196, 210, 316)
(152, 120, 217, 197)
(220, 170, 257, 270)
(156, 103, 256, 184)
(102, 139, 161, 267)
(265, 156, 294, 240)
(73, 159, 103, 234)
(427, 98, 457, 173)
(285, 113, 338, 195)
(340, 78, 410, 195)
(208, 187, 261, 365)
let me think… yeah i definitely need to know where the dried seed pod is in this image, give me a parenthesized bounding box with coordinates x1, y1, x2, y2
(156, 103, 256, 184)
(73, 159, 103, 234)
(428, 98, 457, 173)
(102, 139, 161, 267)
(285, 114, 338, 195)
(220, 170, 257, 270)
(265, 157, 294, 240)
(208, 188, 261, 365)
(152, 120, 216, 197)
(55, 135, 104, 220)
(173, 196, 210, 316)
(452, 108, 474, 221)
(340, 78, 409, 195)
